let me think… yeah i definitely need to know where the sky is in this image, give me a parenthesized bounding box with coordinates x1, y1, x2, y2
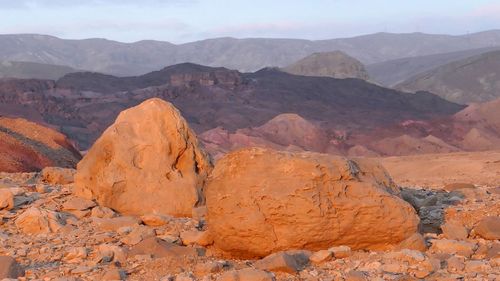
(1, 0, 500, 43)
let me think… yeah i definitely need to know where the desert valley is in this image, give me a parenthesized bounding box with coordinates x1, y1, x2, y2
(0, 2, 500, 280)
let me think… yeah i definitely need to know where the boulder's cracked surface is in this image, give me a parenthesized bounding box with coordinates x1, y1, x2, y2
(206, 148, 420, 258)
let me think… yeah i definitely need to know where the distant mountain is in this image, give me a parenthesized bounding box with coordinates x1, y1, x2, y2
(1, 31, 500, 75)
(0, 63, 462, 150)
(454, 98, 500, 150)
(366, 46, 500, 86)
(282, 51, 369, 80)
(395, 50, 500, 104)
(0, 60, 76, 80)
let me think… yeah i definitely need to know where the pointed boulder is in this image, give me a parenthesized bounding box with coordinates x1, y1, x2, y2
(74, 98, 212, 217)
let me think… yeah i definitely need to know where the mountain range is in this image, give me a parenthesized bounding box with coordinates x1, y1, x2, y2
(2, 30, 500, 76)
(1, 30, 500, 157)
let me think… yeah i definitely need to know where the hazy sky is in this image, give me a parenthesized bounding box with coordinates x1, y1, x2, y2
(1, 0, 500, 43)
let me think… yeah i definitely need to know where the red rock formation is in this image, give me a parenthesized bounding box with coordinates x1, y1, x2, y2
(0, 117, 81, 172)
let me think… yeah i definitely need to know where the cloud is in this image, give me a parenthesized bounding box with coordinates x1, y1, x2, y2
(0, 0, 195, 9)
(469, 2, 500, 17)
(1, 18, 191, 42)
(209, 21, 307, 36)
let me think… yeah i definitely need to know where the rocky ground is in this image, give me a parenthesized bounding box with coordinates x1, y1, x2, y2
(0, 168, 498, 281)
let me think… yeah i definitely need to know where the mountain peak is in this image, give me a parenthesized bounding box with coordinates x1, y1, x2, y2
(282, 51, 370, 80)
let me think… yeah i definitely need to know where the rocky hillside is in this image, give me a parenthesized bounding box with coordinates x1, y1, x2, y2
(0, 117, 81, 172)
(2, 31, 500, 75)
(200, 99, 500, 158)
(395, 50, 500, 104)
(0, 61, 76, 80)
(282, 51, 370, 80)
(366, 46, 500, 86)
(0, 63, 463, 151)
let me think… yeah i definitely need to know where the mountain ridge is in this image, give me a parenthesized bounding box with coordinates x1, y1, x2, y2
(2, 30, 500, 76)
(395, 50, 500, 103)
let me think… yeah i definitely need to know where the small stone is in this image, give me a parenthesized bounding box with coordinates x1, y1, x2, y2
(395, 275, 419, 281)
(35, 184, 51, 193)
(120, 226, 155, 245)
(328, 245, 351, 258)
(194, 261, 224, 276)
(385, 249, 425, 262)
(473, 243, 489, 259)
(117, 226, 133, 235)
(180, 230, 213, 246)
(441, 220, 468, 240)
(40, 167, 76, 185)
(381, 262, 408, 274)
(91, 206, 116, 218)
(430, 239, 477, 258)
(488, 187, 500, 195)
(140, 214, 171, 226)
(486, 243, 500, 259)
(413, 270, 432, 279)
(93, 216, 141, 232)
(309, 250, 332, 264)
(447, 256, 465, 272)
(0, 189, 14, 210)
(176, 272, 196, 281)
(15, 207, 65, 234)
(101, 267, 126, 280)
(71, 266, 92, 274)
(443, 183, 475, 191)
(216, 268, 275, 281)
(345, 271, 367, 281)
(464, 260, 489, 272)
(64, 247, 88, 263)
(129, 237, 201, 259)
(473, 216, 500, 240)
(0, 256, 25, 279)
(62, 197, 96, 211)
(254, 250, 310, 274)
(98, 244, 128, 264)
(358, 261, 382, 272)
(396, 233, 427, 252)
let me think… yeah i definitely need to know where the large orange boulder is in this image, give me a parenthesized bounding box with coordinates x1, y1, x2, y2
(0, 117, 81, 172)
(74, 98, 212, 217)
(205, 148, 419, 258)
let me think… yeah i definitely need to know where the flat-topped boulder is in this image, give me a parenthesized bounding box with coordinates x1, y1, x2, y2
(205, 148, 419, 258)
(74, 98, 212, 217)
